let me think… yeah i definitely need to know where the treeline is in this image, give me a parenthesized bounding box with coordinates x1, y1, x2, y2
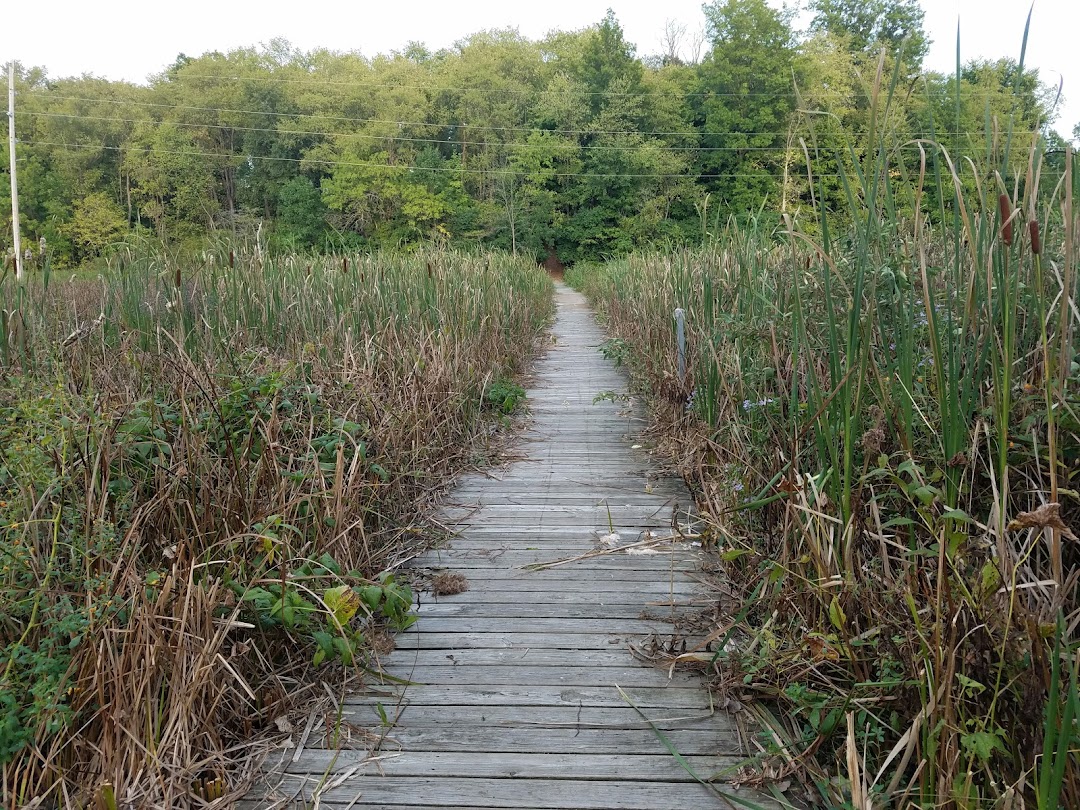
(0, 0, 1071, 267)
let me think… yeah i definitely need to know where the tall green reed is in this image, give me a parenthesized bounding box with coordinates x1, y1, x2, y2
(569, 46, 1079, 803)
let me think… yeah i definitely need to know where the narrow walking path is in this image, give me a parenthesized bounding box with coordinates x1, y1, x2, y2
(250, 284, 765, 809)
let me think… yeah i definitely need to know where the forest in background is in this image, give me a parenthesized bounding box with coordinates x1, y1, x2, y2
(1, 0, 1073, 268)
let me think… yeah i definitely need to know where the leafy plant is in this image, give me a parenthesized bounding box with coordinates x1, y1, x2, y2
(230, 554, 415, 669)
(484, 377, 527, 414)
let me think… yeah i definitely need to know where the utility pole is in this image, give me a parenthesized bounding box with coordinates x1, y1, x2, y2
(8, 61, 24, 282)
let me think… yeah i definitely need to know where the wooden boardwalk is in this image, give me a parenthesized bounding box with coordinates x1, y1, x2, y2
(248, 284, 765, 809)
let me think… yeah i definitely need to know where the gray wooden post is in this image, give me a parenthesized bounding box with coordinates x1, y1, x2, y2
(8, 62, 24, 281)
(673, 307, 686, 381)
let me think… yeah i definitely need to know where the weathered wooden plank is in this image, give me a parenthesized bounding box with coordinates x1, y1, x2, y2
(407, 600, 697, 615)
(450, 472, 656, 483)
(442, 519, 686, 531)
(413, 603, 698, 620)
(412, 557, 700, 570)
(402, 617, 687, 633)
(444, 490, 671, 501)
(447, 482, 682, 494)
(429, 546, 701, 556)
(339, 702, 721, 729)
(445, 493, 685, 504)
(420, 567, 703, 578)
(365, 648, 670, 669)
(447, 486, 682, 496)
(432, 540, 697, 553)
(444, 510, 689, 519)
(442, 491, 679, 500)
(416, 558, 693, 570)
(413, 564, 702, 577)
(413, 571, 703, 585)
(278, 750, 742, 781)
(251, 775, 764, 809)
(413, 579, 699, 594)
(392, 631, 687, 650)
(443, 500, 694, 510)
(440, 526, 689, 536)
(282, 724, 734, 755)
(430, 552, 701, 564)
(369, 665, 694, 688)
(445, 486, 680, 496)
(410, 592, 699, 608)
(342, 684, 713, 710)
(448, 511, 697, 523)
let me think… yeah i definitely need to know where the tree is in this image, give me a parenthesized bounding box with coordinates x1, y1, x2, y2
(273, 177, 326, 250)
(808, 0, 929, 72)
(579, 10, 643, 115)
(923, 59, 1055, 176)
(125, 122, 217, 239)
(64, 193, 127, 259)
(693, 0, 798, 217)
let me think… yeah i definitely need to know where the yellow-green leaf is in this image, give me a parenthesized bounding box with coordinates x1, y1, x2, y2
(977, 560, 1001, 601)
(323, 585, 360, 627)
(828, 596, 847, 631)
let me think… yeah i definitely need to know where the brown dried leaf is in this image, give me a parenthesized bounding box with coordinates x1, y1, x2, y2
(777, 477, 800, 495)
(946, 452, 969, 469)
(431, 572, 469, 596)
(1006, 502, 1077, 540)
(807, 634, 840, 662)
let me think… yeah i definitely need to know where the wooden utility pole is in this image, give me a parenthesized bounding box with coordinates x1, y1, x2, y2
(8, 61, 24, 282)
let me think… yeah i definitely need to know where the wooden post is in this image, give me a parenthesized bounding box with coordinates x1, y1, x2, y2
(8, 62, 24, 282)
(674, 308, 686, 381)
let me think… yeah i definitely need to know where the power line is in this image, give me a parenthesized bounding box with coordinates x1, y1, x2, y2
(27, 139, 855, 181)
(167, 70, 1048, 102)
(26, 109, 1016, 160)
(169, 72, 795, 99)
(26, 90, 1049, 142)
(23, 110, 854, 153)
(19, 92, 716, 139)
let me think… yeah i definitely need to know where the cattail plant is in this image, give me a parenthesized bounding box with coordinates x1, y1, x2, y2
(568, 63, 1080, 806)
(0, 245, 553, 806)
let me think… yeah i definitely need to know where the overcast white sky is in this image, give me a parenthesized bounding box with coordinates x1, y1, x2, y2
(3, 0, 1077, 138)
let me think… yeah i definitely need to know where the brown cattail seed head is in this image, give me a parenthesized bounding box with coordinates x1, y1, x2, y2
(999, 194, 1013, 246)
(861, 426, 886, 455)
(1029, 220, 1041, 256)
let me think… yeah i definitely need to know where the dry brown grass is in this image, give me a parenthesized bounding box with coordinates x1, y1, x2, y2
(0, 246, 552, 808)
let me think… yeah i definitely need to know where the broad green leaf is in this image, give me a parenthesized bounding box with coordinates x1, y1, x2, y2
(960, 730, 1005, 763)
(359, 585, 383, 612)
(828, 597, 847, 631)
